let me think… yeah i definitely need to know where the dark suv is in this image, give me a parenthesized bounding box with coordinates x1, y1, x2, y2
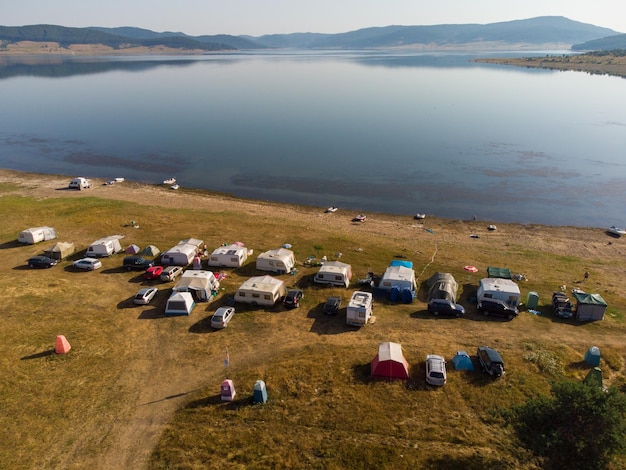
(427, 299, 465, 317)
(284, 289, 304, 308)
(323, 296, 342, 315)
(477, 298, 518, 320)
(123, 256, 154, 271)
(477, 346, 505, 377)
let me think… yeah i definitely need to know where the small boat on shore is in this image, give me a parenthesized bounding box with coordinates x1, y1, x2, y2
(414, 213, 426, 220)
(487, 224, 497, 231)
(170, 184, 180, 190)
(325, 206, 338, 213)
(607, 226, 626, 237)
(163, 177, 176, 185)
(352, 214, 366, 222)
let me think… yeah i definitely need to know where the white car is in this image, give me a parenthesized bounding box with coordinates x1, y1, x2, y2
(134, 287, 158, 305)
(211, 306, 235, 329)
(425, 354, 447, 386)
(73, 258, 102, 271)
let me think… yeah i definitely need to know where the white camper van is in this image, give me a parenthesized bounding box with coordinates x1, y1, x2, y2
(477, 278, 520, 308)
(256, 248, 295, 274)
(314, 261, 352, 288)
(207, 244, 248, 268)
(235, 275, 286, 306)
(346, 291, 373, 326)
(85, 235, 124, 257)
(18, 226, 57, 244)
(68, 177, 91, 190)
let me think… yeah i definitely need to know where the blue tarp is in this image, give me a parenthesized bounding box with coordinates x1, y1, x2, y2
(390, 260, 413, 268)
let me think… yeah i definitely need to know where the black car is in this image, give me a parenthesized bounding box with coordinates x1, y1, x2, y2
(27, 255, 58, 268)
(427, 299, 465, 317)
(477, 346, 505, 377)
(123, 256, 155, 271)
(323, 296, 342, 315)
(477, 298, 518, 320)
(284, 289, 304, 308)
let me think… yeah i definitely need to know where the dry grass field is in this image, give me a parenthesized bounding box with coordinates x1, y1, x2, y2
(1, 169, 625, 469)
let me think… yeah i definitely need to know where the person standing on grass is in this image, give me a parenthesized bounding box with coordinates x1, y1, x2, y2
(584, 271, 589, 281)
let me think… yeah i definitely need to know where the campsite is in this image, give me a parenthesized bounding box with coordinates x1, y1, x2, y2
(1, 169, 626, 469)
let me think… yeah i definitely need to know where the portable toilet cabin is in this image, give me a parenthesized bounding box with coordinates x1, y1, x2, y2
(526, 291, 539, 310)
(253, 380, 268, 404)
(221, 379, 236, 402)
(584, 346, 601, 367)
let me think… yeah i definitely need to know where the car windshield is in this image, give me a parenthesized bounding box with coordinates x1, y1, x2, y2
(430, 371, 445, 378)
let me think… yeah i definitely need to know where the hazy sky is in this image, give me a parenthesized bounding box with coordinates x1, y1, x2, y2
(4, 0, 625, 36)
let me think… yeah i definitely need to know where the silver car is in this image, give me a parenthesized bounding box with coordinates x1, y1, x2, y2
(211, 307, 235, 329)
(425, 354, 447, 386)
(73, 258, 102, 271)
(134, 287, 158, 305)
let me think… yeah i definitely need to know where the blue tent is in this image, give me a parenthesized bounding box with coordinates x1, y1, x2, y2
(452, 351, 475, 371)
(584, 346, 601, 367)
(253, 380, 267, 404)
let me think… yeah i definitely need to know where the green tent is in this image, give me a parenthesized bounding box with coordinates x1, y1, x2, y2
(573, 292, 607, 321)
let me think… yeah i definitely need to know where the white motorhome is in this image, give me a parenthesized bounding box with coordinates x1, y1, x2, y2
(172, 270, 220, 302)
(68, 177, 91, 190)
(18, 226, 57, 244)
(477, 278, 521, 308)
(346, 291, 373, 326)
(235, 275, 286, 306)
(161, 238, 203, 266)
(85, 235, 124, 257)
(207, 244, 248, 268)
(256, 248, 295, 274)
(314, 261, 352, 288)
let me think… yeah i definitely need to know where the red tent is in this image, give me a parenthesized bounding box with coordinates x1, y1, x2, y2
(371, 342, 409, 380)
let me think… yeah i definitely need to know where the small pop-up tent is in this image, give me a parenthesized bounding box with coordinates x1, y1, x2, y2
(584, 346, 601, 366)
(126, 244, 140, 254)
(371, 342, 410, 380)
(141, 245, 160, 257)
(451, 351, 475, 371)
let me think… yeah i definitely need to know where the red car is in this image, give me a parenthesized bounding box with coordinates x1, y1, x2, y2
(144, 265, 164, 279)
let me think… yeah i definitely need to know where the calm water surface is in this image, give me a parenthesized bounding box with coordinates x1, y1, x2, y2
(1, 51, 625, 227)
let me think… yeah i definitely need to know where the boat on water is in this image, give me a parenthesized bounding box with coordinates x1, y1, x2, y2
(607, 226, 626, 237)
(163, 177, 176, 185)
(325, 206, 338, 213)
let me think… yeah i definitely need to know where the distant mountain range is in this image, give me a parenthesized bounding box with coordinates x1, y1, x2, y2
(0, 17, 622, 52)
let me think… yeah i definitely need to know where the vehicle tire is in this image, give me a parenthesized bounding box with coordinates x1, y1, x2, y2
(507, 313, 514, 320)
(433, 310, 439, 316)
(455, 312, 461, 318)
(29, 264, 34, 268)
(483, 310, 489, 316)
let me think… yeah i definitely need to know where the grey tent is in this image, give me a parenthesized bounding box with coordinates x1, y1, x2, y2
(43, 241, 75, 260)
(141, 245, 160, 257)
(573, 292, 607, 321)
(427, 272, 459, 302)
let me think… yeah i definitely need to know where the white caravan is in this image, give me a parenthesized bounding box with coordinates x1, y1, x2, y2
(314, 261, 352, 288)
(18, 226, 57, 244)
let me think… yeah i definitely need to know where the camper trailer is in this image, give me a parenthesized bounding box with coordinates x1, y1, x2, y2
(313, 261, 352, 288)
(256, 248, 295, 274)
(18, 226, 57, 244)
(85, 235, 124, 257)
(172, 270, 220, 302)
(68, 177, 91, 190)
(346, 291, 373, 326)
(477, 278, 520, 308)
(235, 275, 286, 306)
(161, 238, 203, 266)
(165, 291, 195, 317)
(207, 244, 248, 268)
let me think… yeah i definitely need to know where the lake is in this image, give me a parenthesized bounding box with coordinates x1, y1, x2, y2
(1, 51, 625, 227)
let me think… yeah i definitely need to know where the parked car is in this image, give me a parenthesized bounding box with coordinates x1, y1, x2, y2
(284, 289, 304, 308)
(477, 298, 518, 320)
(425, 354, 447, 386)
(133, 287, 158, 305)
(27, 255, 58, 268)
(211, 306, 236, 329)
(144, 265, 164, 280)
(427, 299, 465, 317)
(477, 346, 505, 377)
(323, 296, 342, 315)
(160, 265, 184, 282)
(73, 258, 102, 271)
(123, 256, 155, 271)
